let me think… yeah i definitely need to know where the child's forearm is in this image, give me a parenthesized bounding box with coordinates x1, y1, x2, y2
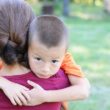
(45, 86, 88, 102)
(45, 78, 90, 102)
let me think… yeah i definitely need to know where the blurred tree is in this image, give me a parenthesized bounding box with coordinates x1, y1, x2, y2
(93, 0, 96, 5)
(25, 0, 38, 3)
(104, 0, 110, 13)
(70, 0, 103, 5)
(63, 0, 70, 16)
(41, 0, 54, 14)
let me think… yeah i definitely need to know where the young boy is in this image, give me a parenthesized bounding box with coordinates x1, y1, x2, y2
(24, 15, 90, 109)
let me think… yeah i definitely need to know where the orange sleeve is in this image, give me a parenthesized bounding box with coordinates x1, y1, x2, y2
(61, 52, 84, 77)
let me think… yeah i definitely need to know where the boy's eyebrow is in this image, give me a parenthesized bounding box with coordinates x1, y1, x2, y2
(32, 52, 40, 56)
(33, 53, 60, 59)
(51, 56, 61, 59)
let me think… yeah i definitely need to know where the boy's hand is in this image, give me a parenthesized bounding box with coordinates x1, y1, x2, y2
(26, 80, 46, 106)
(2, 80, 31, 106)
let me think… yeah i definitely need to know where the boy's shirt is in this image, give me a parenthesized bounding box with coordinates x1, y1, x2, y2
(1, 70, 70, 110)
(61, 52, 84, 77)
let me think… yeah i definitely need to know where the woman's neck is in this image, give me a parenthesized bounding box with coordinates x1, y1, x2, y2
(0, 61, 30, 76)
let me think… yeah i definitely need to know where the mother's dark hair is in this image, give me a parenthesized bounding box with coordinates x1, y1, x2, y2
(0, 0, 35, 67)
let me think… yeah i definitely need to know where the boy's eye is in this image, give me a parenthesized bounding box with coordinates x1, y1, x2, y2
(35, 57, 41, 61)
(52, 60, 58, 63)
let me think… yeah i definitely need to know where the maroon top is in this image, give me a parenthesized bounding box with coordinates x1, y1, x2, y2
(0, 69, 70, 110)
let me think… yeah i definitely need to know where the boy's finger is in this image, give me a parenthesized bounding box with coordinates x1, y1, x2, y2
(27, 80, 38, 88)
(14, 96, 22, 106)
(17, 92, 28, 105)
(27, 80, 43, 90)
(21, 90, 31, 103)
(9, 96, 17, 106)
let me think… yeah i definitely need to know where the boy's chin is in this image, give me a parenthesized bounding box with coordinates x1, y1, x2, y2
(36, 74, 51, 79)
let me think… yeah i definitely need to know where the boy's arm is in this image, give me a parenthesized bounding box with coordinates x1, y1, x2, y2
(26, 75, 90, 106)
(45, 75, 90, 102)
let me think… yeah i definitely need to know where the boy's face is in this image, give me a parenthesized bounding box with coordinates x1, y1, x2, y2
(28, 39, 66, 79)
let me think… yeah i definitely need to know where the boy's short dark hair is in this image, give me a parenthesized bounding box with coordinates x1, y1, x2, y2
(29, 15, 68, 48)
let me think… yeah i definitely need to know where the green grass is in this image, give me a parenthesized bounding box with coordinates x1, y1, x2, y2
(63, 16, 110, 110)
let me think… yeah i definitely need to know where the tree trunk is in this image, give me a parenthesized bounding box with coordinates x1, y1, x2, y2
(42, 3, 54, 15)
(63, 0, 70, 16)
(104, 0, 110, 13)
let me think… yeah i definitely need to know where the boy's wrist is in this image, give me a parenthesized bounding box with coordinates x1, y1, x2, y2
(43, 90, 49, 102)
(43, 90, 53, 102)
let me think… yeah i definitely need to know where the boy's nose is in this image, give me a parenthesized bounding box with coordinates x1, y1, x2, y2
(42, 63, 50, 73)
